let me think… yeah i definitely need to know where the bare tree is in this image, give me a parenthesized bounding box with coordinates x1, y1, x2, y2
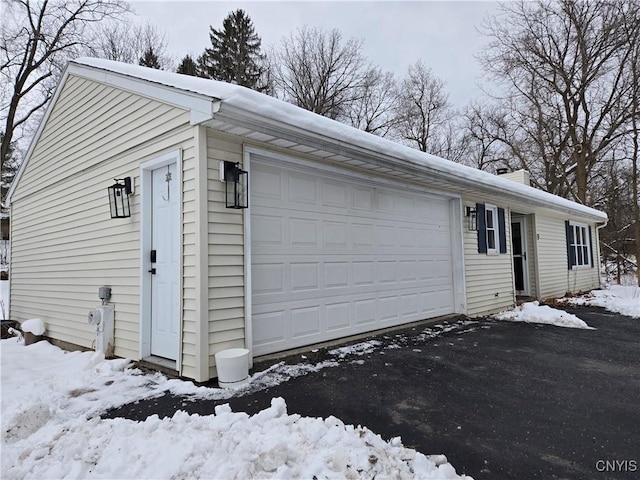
(272, 26, 369, 120)
(459, 102, 508, 171)
(479, 0, 640, 204)
(623, 3, 640, 286)
(393, 60, 453, 154)
(343, 68, 397, 137)
(92, 18, 172, 70)
(0, 0, 128, 167)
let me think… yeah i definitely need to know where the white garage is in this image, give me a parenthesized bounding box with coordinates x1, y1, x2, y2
(249, 153, 459, 356)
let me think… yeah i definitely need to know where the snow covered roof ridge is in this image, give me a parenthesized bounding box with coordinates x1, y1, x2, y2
(65, 58, 605, 221)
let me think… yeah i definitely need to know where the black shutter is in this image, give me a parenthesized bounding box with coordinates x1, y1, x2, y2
(565, 221, 575, 269)
(498, 208, 507, 254)
(588, 225, 594, 268)
(477, 203, 487, 253)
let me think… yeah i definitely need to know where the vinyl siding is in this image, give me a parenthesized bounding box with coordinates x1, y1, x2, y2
(535, 214, 600, 299)
(205, 130, 246, 378)
(462, 201, 515, 316)
(10, 75, 194, 364)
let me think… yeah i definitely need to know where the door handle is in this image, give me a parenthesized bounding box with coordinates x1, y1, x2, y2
(148, 268, 156, 274)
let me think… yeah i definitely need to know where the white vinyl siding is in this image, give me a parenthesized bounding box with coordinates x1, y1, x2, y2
(526, 215, 538, 298)
(206, 130, 246, 379)
(462, 201, 515, 316)
(10, 75, 194, 365)
(535, 215, 600, 299)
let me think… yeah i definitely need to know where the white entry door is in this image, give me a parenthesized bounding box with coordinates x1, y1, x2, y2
(250, 158, 456, 356)
(150, 162, 180, 359)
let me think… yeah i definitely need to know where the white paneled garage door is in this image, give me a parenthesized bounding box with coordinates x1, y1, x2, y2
(250, 156, 456, 356)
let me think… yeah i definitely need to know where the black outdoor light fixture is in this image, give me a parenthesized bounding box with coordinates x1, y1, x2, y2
(108, 177, 133, 218)
(466, 206, 478, 231)
(221, 161, 248, 209)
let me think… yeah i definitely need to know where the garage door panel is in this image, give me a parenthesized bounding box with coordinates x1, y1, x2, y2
(252, 310, 286, 347)
(324, 221, 348, 247)
(325, 262, 349, 288)
(253, 257, 451, 296)
(252, 263, 284, 294)
(326, 302, 350, 331)
(291, 306, 321, 338)
(252, 167, 283, 200)
(288, 173, 318, 204)
(323, 181, 348, 207)
(355, 299, 376, 325)
(251, 159, 455, 356)
(290, 262, 319, 291)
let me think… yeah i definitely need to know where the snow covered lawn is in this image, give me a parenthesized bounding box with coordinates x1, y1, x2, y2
(560, 285, 640, 318)
(1, 338, 471, 479)
(493, 301, 594, 329)
(494, 283, 640, 328)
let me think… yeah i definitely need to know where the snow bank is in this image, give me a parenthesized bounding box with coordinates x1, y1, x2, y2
(494, 301, 593, 329)
(3, 397, 467, 479)
(1, 339, 472, 479)
(561, 285, 640, 318)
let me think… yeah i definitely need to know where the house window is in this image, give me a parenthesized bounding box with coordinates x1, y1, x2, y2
(485, 205, 499, 254)
(568, 222, 591, 268)
(476, 203, 507, 254)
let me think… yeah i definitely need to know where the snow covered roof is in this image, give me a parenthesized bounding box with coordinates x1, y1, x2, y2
(10, 57, 607, 222)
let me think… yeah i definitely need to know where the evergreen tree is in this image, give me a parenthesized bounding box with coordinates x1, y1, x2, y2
(198, 9, 266, 90)
(176, 55, 199, 76)
(139, 47, 161, 69)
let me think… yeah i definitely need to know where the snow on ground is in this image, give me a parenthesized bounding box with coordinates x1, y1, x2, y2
(1, 338, 472, 479)
(560, 285, 640, 319)
(493, 301, 594, 329)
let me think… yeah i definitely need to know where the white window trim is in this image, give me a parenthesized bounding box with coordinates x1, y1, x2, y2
(570, 221, 591, 269)
(485, 204, 499, 255)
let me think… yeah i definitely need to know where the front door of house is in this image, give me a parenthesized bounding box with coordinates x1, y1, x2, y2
(150, 163, 179, 360)
(511, 217, 529, 296)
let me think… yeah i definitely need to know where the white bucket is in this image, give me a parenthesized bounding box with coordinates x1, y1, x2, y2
(215, 348, 250, 388)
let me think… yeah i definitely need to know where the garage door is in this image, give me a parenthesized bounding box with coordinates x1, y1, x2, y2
(250, 157, 455, 356)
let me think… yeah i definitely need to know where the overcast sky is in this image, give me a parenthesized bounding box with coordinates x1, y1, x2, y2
(130, 1, 500, 108)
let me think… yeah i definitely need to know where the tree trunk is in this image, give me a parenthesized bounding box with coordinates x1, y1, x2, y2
(633, 135, 640, 286)
(575, 153, 588, 204)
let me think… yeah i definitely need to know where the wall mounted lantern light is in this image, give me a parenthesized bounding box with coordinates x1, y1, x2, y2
(108, 177, 132, 218)
(220, 161, 248, 209)
(465, 206, 477, 231)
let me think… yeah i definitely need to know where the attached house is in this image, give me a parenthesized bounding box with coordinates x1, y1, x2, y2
(6, 58, 607, 382)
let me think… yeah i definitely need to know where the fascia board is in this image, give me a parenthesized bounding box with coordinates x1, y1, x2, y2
(66, 63, 220, 124)
(214, 105, 607, 223)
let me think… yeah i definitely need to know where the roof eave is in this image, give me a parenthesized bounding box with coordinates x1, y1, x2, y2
(211, 104, 608, 223)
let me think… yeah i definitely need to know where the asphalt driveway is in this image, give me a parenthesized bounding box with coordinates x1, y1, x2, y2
(105, 306, 640, 479)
